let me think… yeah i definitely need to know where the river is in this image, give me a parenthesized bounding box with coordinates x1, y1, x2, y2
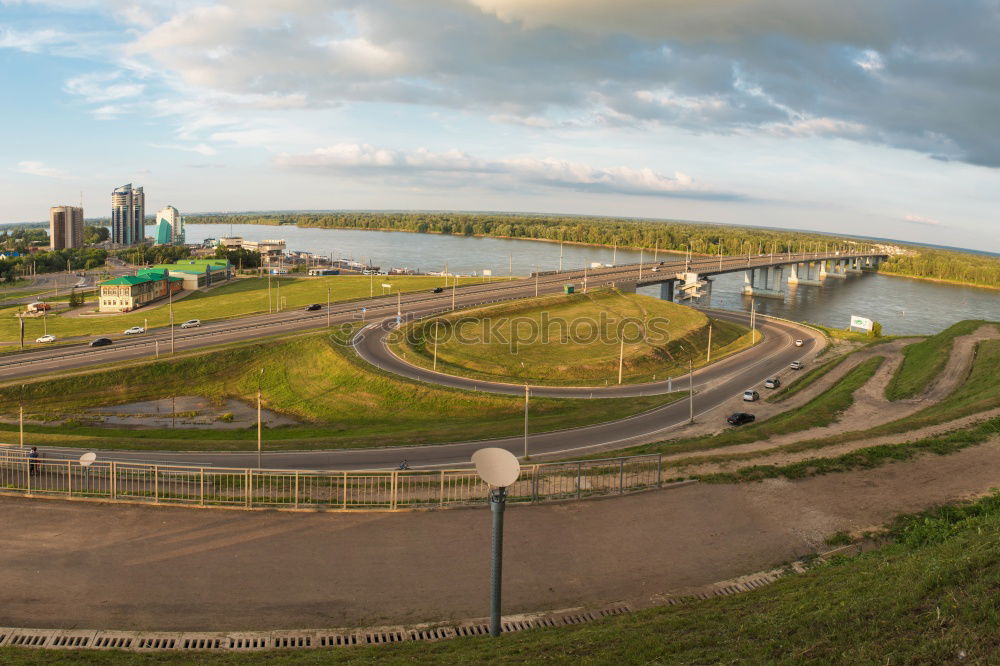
(160, 223, 1000, 335)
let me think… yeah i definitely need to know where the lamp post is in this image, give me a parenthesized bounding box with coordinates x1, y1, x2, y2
(472, 448, 522, 638)
(327, 287, 331, 328)
(523, 385, 530, 459)
(168, 283, 175, 354)
(257, 368, 264, 469)
(19, 384, 25, 449)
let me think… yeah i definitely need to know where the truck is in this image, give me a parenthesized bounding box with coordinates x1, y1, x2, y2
(26, 302, 51, 313)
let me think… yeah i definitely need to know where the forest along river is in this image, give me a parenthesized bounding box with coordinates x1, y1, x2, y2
(172, 223, 1000, 336)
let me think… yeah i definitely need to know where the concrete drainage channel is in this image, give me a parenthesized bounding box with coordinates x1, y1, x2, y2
(0, 543, 863, 654)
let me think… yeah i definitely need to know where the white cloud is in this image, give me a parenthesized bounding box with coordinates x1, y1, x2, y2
(276, 143, 732, 199)
(149, 142, 217, 156)
(903, 214, 942, 226)
(14, 160, 68, 178)
(64, 71, 145, 102)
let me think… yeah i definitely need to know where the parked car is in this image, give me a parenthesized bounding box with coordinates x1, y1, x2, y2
(764, 377, 781, 389)
(35, 334, 56, 343)
(727, 412, 756, 426)
(123, 326, 145, 335)
(743, 390, 760, 402)
(180, 319, 201, 329)
(432, 287, 444, 293)
(790, 360, 804, 370)
(794, 339, 804, 347)
(89, 337, 113, 347)
(304, 304, 322, 311)
(650, 266, 660, 272)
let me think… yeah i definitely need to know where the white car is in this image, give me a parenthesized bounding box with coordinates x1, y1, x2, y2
(790, 360, 804, 370)
(743, 390, 760, 402)
(123, 326, 145, 335)
(35, 334, 56, 343)
(180, 319, 201, 329)
(794, 339, 804, 347)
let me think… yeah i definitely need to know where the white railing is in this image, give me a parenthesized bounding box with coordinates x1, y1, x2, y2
(0, 446, 671, 511)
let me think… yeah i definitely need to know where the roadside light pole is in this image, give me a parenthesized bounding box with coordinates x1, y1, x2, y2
(688, 358, 694, 424)
(326, 287, 331, 328)
(452, 279, 456, 311)
(433, 323, 440, 371)
(534, 266, 539, 298)
(257, 368, 263, 469)
(706, 322, 713, 364)
(397, 290, 402, 318)
(19, 384, 25, 449)
(523, 385, 530, 459)
(750, 299, 757, 344)
(168, 284, 175, 354)
(618, 335, 625, 385)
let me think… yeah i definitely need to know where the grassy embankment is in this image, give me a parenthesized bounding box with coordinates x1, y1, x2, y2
(766, 352, 853, 403)
(884, 319, 993, 400)
(390, 289, 753, 386)
(602, 355, 885, 459)
(0, 333, 682, 451)
(5, 493, 1000, 664)
(0, 275, 479, 347)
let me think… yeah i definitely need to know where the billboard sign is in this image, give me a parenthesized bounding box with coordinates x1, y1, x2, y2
(850, 315, 873, 331)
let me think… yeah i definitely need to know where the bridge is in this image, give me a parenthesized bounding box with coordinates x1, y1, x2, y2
(605, 250, 888, 302)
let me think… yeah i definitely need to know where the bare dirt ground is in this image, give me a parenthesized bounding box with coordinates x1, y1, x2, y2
(2, 440, 998, 632)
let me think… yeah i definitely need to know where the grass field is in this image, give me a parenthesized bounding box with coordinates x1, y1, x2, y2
(390, 289, 753, 385)
(0, 333, 682, 451)
(0, 275, 480, 346)
(4, 492, 1000, 664)
(766, 351, 852, 403)
(608, 355, 885, 459)
(884, 320, 994, 400)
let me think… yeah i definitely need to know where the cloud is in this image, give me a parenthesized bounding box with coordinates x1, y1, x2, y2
(64, 71, 145, 102)
(276, 143, 737, 200)
(14, 160, 67, 178)
(149, 142, 217, 156)
(903, 214, 942, 226)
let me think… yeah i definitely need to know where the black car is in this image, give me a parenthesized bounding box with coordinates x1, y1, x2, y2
(304, 304, 322, 311)
(89, 337, 113, 347)
(432, 287, 444, 293)
(727, 412, 755, 426)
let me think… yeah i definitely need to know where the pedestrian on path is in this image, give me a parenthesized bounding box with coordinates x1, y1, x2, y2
(27, 447, 39, 476)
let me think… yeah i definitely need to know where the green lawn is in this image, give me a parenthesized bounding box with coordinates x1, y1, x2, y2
(0, 333, 682, 451)
(608, 355, 885, 459)
(0, 275, 479, 345)
(5, 492, 1000, 664)
(390, 289, 753, 385)
(885, 320, 996, 400)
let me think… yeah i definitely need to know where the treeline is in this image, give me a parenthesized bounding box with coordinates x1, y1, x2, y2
(112, 245, 192, 266)
(0, 247, 108, 282)
(878, 249, 1000, 289)
(187, 211, 865, 255)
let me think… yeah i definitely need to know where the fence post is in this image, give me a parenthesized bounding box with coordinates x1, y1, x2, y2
(246, 469, 252, 508)
(619, 459, 624, 494)
(294, 471, 300, 509)
(67, 460, 72, 497)
(110, 461, 117, 500)
(200, 468, 205, 506)
(342, 471, 348, 510)
(531, 465, 539, 503)
(390, 471, 398, 510)
(577, 462, 582, 500)
(26, 458, 31, 494)
(439, 470, 445, 507)
(657, 455, 662, 488)
(154, 465, 159, 503)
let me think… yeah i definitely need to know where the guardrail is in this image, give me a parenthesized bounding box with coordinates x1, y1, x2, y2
(0, 446, 675, 511)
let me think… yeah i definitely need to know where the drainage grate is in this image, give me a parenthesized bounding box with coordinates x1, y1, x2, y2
(181, 636, 223, 650)
(8, 632, 53, 647)
(318, 633, 359, 647)
(93, 635, 134, 649)
(274, 635, 312, 649)
(228, 635, 270, 650)
(363, 630, 405, 644)
(409, 627, 455, 641)
(136, 637, 176, 650)
(50, 633, 95, 648)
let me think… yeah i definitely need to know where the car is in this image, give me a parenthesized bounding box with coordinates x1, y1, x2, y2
(89, 337, 113, 347)
(764, 377, 781, 389)
(727, 412, 756, 426)
(180, 319, 201, 329)
(794, 339, 804, 347)
(123, 326, 145, 335)
(432, 287, 444, 293)
(790, 360, 804, 370)
(650, 266, 660, 272)
(304, 304, 322, 311)
(35, 334, 56, 343)
(742, 390, 760, 402)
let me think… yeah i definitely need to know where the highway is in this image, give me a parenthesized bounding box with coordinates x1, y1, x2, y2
(6, 251, 869, 469)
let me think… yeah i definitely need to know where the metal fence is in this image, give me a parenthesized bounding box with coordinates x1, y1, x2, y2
(0, 446, 673, 511)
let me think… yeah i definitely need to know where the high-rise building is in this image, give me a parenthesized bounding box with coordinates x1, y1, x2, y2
(49, 206, 84, 250)
(154, 205, 184, 245)
(111, 184, 145, 246)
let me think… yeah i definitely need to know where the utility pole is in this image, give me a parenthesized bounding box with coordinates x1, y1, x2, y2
(452, 279, 457, 311)
(688, 359, 694, 424)
(168, 284, 175, 354)
(433, 323, 439, 371)
(523, 385, 530, 459)
(706, 322, 713, 363)
(257, 368, 263, 469)
(618, 335, 625, 384)
(267, 272, 272, 313)
(19, 384, 24, 449)
(326, 287, 331, 328)
(508, 254, 512, 281)
(534, 265, 539, 297)
(750, 299, 757, 344)
(397, 290, 402, 318)
(638, 248, 643, 280)
(559, 242, 564, 273)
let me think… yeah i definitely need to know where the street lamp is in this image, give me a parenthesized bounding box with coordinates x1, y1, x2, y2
(472, 447, 522, 638)
(257, 368, 264, 469)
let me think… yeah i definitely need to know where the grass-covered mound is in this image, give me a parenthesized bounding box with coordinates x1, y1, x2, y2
(885, 320, 996, 400)
(0, 333, 681, 451)
(391, 289, 752, 386)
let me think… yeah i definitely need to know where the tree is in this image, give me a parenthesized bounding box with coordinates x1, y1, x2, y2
(870, 321, 883, 338)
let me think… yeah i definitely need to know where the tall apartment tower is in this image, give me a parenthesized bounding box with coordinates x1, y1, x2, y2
(154, 205, 184, 245)
(111, 184, 145, 246)
(49, 206, 84, 250)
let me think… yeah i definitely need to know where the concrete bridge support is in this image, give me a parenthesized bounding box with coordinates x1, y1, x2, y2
(787, 261, 821, 286)
(822, 259, 847, 279)
(677, 272, 707, 301)
(659, 280, 675, 302)
(845, 257, 864, 274)
(742, 266, 784, 299)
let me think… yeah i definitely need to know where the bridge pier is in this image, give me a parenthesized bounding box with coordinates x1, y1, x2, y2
(787, 261, 821, 287)
(677, 272, 707, 301)
(845, 257, 864, 274)
(659, 280, 675, 302)
(742, 266, 784, 299)
(822, 259, 847, 279)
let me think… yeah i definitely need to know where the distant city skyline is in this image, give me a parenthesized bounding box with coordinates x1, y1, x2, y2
(2, 1, 999, 252)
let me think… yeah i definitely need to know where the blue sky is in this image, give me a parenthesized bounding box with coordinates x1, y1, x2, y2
(2, 0, 999, 251)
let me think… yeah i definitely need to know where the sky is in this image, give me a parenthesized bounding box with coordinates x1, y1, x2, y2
(1, 0, 999, 252)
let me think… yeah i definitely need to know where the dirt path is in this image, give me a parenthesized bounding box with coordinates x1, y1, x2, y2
(2, 440, 999, 632)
